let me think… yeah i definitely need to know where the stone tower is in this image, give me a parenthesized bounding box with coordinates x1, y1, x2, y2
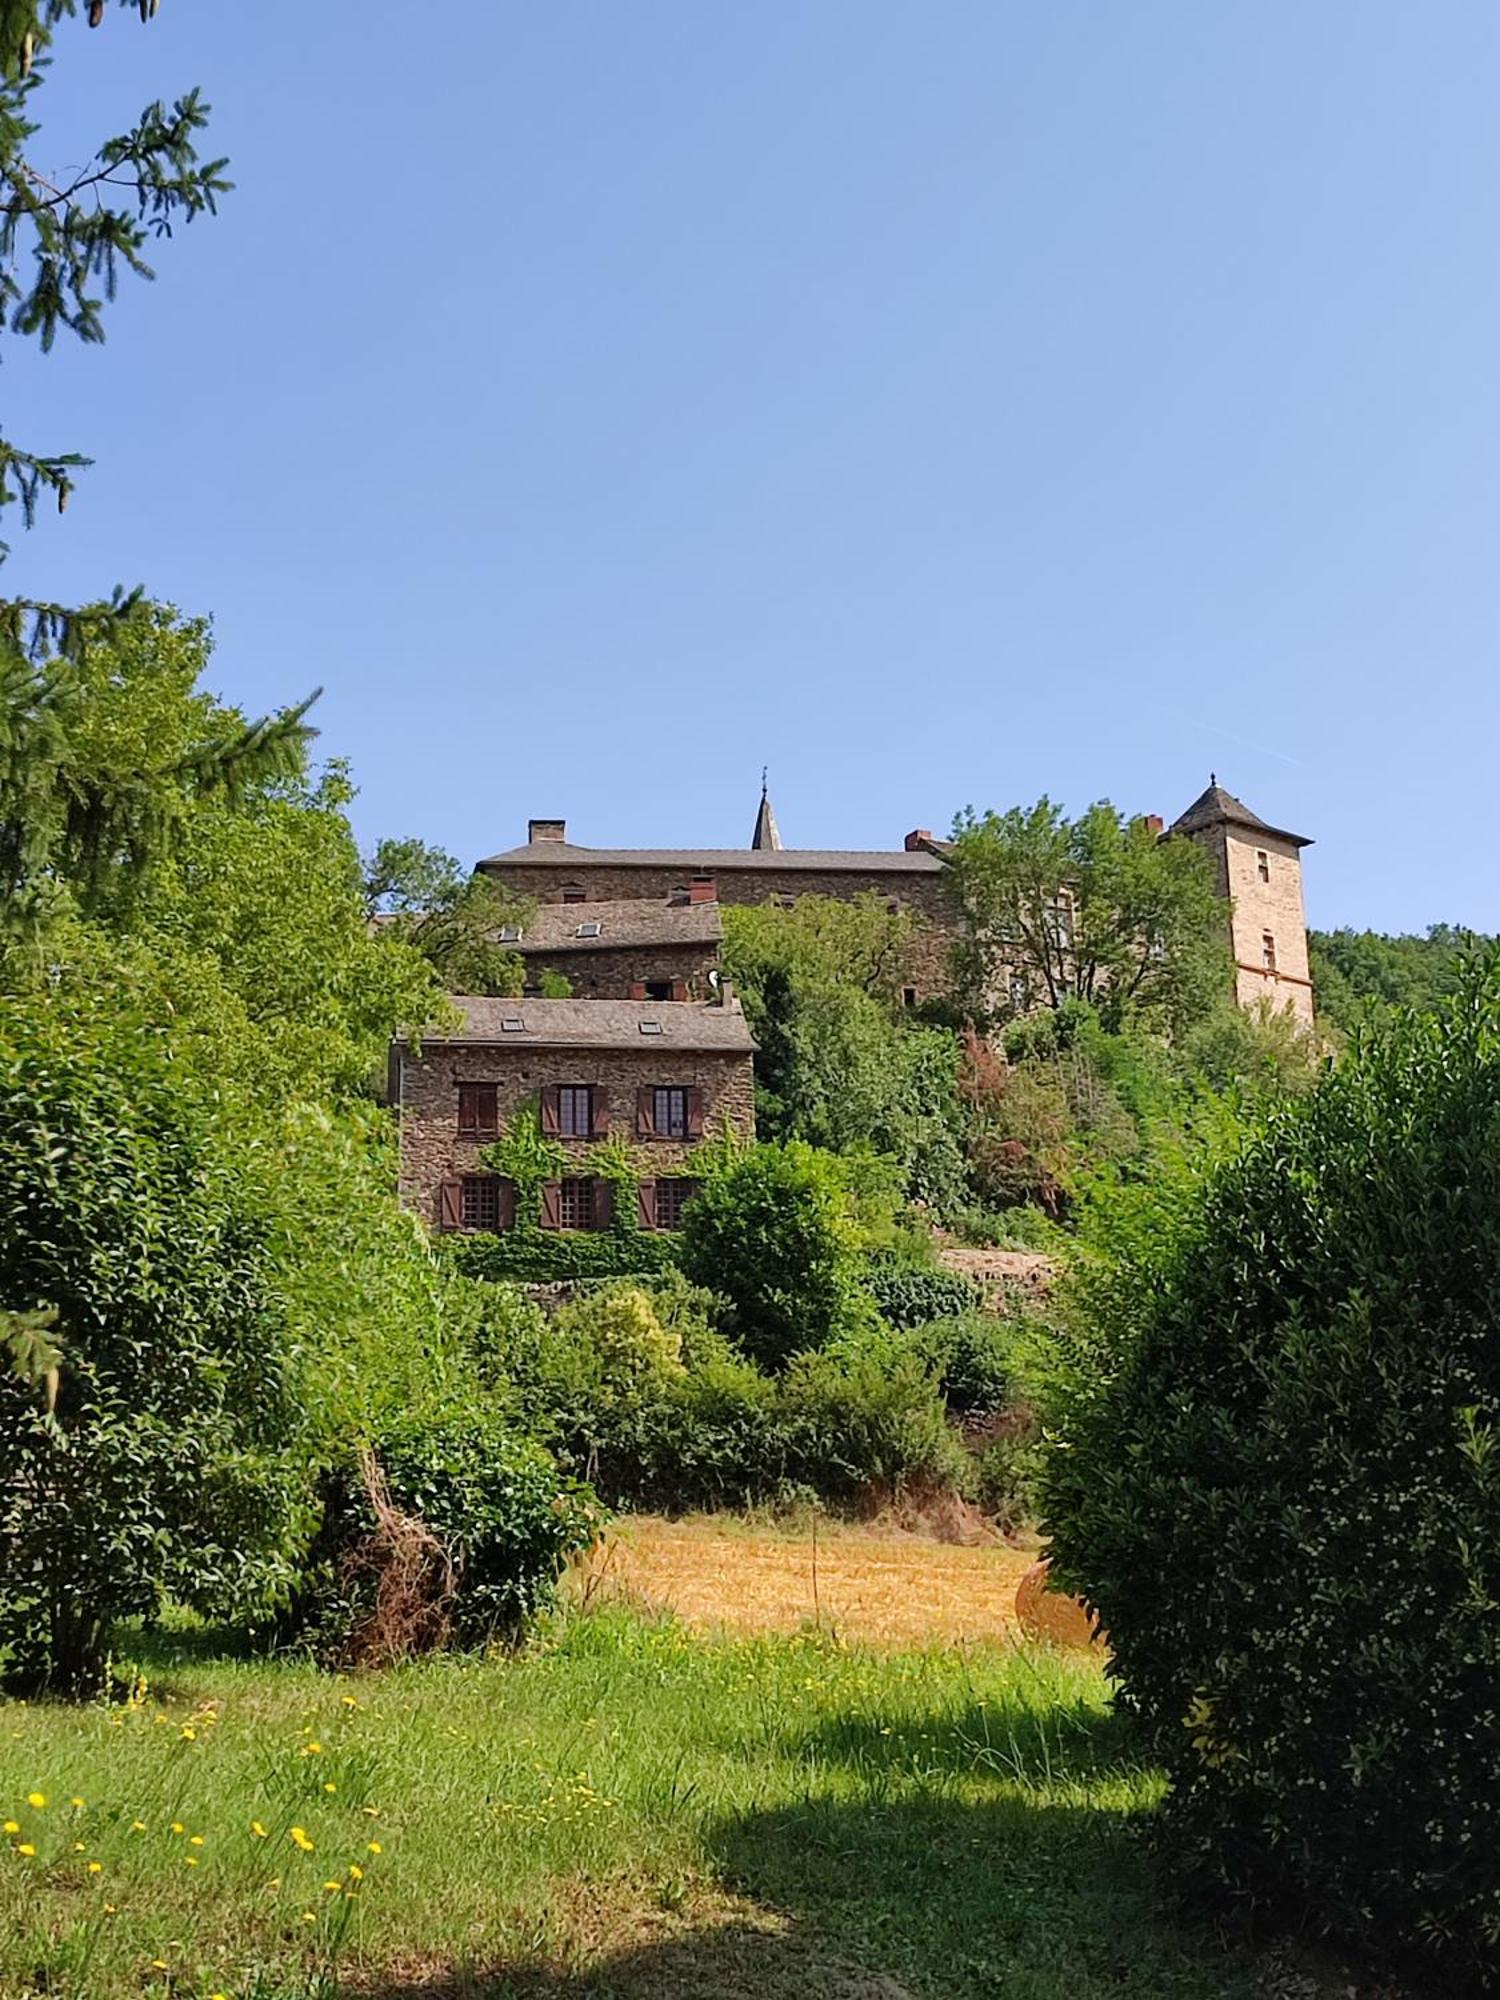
(1171, 779, 1314, 1026)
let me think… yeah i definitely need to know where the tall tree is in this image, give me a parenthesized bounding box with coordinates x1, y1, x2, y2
(363, 838, 532, 997)
(0, 5, 310, 920)
(945, 798, 1231, 1034)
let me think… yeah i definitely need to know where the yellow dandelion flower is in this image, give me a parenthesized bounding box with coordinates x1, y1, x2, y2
(322, 1782, 336, 1794)
(290, 1826, 314, 1852)
(170, 1822, 185, 1835)
(69, 1796, 83, 1809)
(87, 1860, 102, 1874)
(16, 1844, 35, 1857)
(301, 1910, 316, 1923)
(366, 1840, 382, 1855)
(322, 1877, 341, 1893)
(72, 1840, 85, 1852)
(303, 1741, 322, 1755)
(2, 1822, 16, 1835)
(151, 1959, 168, 1970)
(103, 1903, 116, 1914)
(183, 1855, 198, 1867)
(340, 1694, 359, 1708)
(348, 1863, 364, 1881)
(267, 1876, 281, 1890)
(180, 1726, 196, 1741)
(189, 1835, 204, 1847)
(25, 1792, 44, 1808)
(251, 1821, 268, 1838)
(130, 1820, 146, 1833)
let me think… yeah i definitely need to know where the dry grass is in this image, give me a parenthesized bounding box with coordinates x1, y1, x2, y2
(572, 1514, 1038, 1650)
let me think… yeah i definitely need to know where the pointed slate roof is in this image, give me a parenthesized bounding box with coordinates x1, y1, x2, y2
(1170, 777, 1311, 848)
(751, 782, 783, 852)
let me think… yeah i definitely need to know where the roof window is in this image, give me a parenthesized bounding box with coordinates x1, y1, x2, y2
(575, 920, 603, 938)
(498, 925, 523, 943)
(639, 1020, 664, 1036)
(501, 1017, 525, 1033)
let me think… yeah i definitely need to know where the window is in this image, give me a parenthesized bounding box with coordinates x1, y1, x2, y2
(561, 883, 586, 904)
(639, 1019, 664, 1036)
(501, 1017, 524, 1033)
(461, 1175, 504, 1232)
(557, 1084, 592, 1137)
(901, 986, 918, 1009)
(559, 1177, 595, 1230)
(645, 979, 673, 1002)
(456, 1082, 498, 1139)
(1262, 932, 1278, 972)
(653, 1086, 688, 1139)
(1046, 896, 1074, 951)
(575, 920, 603, 938)
(498, 924, 523, 943)
(1256, 850, 1270, 884)
(654, 1178, 698, 1230)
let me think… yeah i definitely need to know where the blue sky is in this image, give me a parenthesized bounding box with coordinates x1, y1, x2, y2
(14, 3, 1500, 932)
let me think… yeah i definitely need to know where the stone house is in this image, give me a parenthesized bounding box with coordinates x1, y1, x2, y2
(392, 995, 756, 1235)
(477, 776, 1315, 1022)
(509, 893, 723, 1002)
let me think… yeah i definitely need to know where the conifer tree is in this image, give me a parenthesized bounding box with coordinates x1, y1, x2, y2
(0, 3, 312, 917)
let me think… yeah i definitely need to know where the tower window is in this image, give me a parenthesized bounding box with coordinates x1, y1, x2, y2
(1256, 850, 1270, 884)
(1262, 932, 1277, 972)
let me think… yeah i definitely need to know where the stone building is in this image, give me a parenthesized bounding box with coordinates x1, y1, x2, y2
(392, 995, 756, 1234)
(509, 894, 723, 1001)
(1169, 780, 1315, 1027)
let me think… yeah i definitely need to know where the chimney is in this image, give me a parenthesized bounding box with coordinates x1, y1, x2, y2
(904, 829, 933, 852)
(689, 873, 717, 904)
(528, 818, 566, 844)
(1144, 814, 1164, 837)
(717, 977, 735, 1009)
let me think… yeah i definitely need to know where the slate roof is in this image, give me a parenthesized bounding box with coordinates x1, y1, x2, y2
(478, 840, 944, 874)
(404, 997, 757, 1053)
(1170, 781, 1312, 849)
(751, 786, 783, 851)
(507, 898, 723, 954)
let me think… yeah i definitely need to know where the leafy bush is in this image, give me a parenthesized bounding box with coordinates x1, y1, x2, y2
(0, 983, 307, 1693)
(1046, 965, 1500, 1981)
(778, 1345, 969, 1501)
(679, 1141, 873, 1368)
(291, 1408, 595, 1660)
(911, 1311, 1016, 1416)
(864, 1262, 983, 1329)
(974, 1430, 1048, 1532)
(446, 1227, 676, 1283)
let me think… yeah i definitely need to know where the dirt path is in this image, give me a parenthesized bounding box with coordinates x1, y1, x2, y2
(574, 1515, 1036, 1649)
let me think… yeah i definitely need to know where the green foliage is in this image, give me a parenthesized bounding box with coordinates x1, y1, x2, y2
(292, 1408, 595, 1659)
(1309, 923, 1489, 1035)
(947, 797, 1231, 1034)
(364, 837, 530, 996)
(1045, 961, 1500, 1980)
(723, 897, 970, 1216)
(679, 1141, 874, 1369)
(909, 1312, 1016, 1417)
(0, 977, 307, 1693)
(460, 1117, 683, 1281)
(863, 1261, 984, 1329)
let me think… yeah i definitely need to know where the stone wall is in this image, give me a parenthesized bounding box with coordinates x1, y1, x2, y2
(395, 1041, 756, 1222)
(486, 860, 959, 1001)
(1192, 825, 1315, 1026)
(521, 940, 720, 1001)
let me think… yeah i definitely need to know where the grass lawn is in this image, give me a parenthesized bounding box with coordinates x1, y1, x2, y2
(0, 1608, 1357, 2000)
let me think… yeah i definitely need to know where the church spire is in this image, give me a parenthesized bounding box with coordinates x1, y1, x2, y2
(751, 769, 783, 851)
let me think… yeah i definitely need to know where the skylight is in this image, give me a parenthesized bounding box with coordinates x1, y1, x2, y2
(575, 921, 603, 938)
(498, 925, 523, 943)
(501, 1017, 524, 1033)
(638, 1020, 664, 1036)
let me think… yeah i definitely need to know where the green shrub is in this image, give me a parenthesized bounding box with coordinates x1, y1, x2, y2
(911, 1311, 1015, 1416)
(446, 1228, 675, 1283)
(291, 1408, 595, 1659)
(678, 1141, 873, 1368)
(0, 984, 307, 1694)
(864, 1261, 983, 1329)
(551, 1284, 684, 1395)
(779, 1346, 969, 1501)
(974, 1429, 1047, 1531)
(1045, 964, 1500, 1982)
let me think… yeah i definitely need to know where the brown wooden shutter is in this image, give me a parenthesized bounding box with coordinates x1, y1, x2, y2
(635, 1087, 655, 1139)
(670, 978, 687, 1002)
(685, 1087, 705, 1139)
(437, 1180, 464, 1231)
(628, 980, 647, 1000)
(458, 1082, 499, 1139)
(593, 1177, 614, 1231)
(498, 1178, 515, 1232)
(636, 1179, 656, 1230)
(539, 1180, 562, 1230)
(590, 1088, 611, 1138)
(539, 1085, 561, 1136)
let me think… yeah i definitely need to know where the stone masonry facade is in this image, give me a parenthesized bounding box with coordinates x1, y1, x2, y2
(521, 939, 721, 1002)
